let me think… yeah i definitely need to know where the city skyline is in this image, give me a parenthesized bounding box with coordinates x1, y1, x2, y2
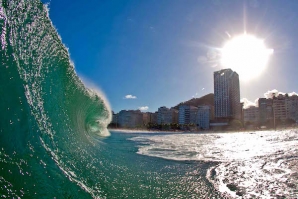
(111, 83, 298, 130)
(44, 0, 298, 113)
(112, 69, 298, 114)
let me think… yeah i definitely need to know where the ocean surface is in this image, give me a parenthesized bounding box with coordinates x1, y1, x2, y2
(1, 0, 298, 198)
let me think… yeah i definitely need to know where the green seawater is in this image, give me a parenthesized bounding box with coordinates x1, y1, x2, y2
(3, 1, 297, 198)
(0, 1, 222, 198)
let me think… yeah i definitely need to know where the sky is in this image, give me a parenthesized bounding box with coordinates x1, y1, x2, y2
(43, 0, 298, 113)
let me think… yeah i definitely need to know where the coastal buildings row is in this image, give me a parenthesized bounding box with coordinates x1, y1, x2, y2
(111, 104, 214, 130)
(111, 67, 297, 130)
(244, 94, 298, 125)
(111, 68, 242, 130)
(214, 68, 298, 127)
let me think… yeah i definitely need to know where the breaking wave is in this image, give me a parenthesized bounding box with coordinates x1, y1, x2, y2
(0, 0, 111, 198)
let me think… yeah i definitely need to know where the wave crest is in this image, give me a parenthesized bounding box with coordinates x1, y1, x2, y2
(0, 0, 111, 198)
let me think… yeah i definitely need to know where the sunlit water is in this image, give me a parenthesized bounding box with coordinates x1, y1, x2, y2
(129, 129, 298, 198)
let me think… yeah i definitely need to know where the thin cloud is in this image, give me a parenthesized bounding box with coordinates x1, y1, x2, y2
(124, 94, 137, 99)
(264, 89, 281, 98)
(197, 53, 219, 68)
(288, 92, 298, 96)
(264, 89, 298, 98)
(242, 90, 298, 109)
(149, 26, 156, 32)
(241, 98, 257, 109)
(197, 55, 208, 64)
(139, 106, 149, 111)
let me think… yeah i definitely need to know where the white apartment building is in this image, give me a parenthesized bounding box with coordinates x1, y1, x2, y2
(273, 94, 286, 121)
(285, 95, 298, 121)
(243, 106, 259, 123)
(142, 112, 151, 125)
(118, 110, 143, 128)
(258, 94, 298, 123)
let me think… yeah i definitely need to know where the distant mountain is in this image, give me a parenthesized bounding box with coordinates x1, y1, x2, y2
(172, 93, 214, 109)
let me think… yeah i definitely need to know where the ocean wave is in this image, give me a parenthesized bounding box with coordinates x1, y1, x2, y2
(0, 0, 111, 198)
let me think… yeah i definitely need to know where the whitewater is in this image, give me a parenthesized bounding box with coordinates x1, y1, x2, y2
(1, 0, 298, 198)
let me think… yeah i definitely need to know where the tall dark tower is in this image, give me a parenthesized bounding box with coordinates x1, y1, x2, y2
(214, 68, 241, 120)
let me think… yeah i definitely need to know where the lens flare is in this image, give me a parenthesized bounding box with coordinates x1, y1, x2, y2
(221, 34, 273, 81)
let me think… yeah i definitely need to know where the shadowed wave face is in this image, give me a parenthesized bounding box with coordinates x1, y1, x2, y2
(0, 0, 111, 198)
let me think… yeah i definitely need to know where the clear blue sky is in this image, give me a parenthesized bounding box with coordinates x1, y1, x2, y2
(43, 0, 298, 113)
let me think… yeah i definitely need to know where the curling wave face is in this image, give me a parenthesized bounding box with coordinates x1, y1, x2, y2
(0, 0, 111, 198)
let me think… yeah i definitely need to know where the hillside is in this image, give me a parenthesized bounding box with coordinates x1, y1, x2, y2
(173, 93, 214, 109)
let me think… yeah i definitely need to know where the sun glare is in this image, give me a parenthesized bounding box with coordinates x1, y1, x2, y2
(221, 34, 273, 81)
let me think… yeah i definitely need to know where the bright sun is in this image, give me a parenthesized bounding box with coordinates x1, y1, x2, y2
(221, 34, 273, 81)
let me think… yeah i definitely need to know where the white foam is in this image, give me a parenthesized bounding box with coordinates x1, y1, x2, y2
(130, 130, 298, 198)
(0, 6, 7, 50)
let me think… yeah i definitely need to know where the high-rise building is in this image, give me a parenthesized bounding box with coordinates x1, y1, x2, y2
(178, 105, 198, 125)
(214, 68, 241, 120)
(197, 105, 211, 129)
(258, 98, 273, 124)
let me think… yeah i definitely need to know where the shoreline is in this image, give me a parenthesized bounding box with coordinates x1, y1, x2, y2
(108, 126, 298, 134)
